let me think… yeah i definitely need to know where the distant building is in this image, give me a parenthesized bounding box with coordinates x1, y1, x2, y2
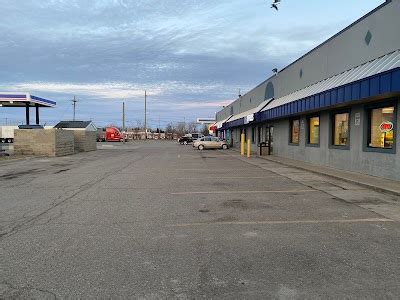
(54, 121, 97, 131)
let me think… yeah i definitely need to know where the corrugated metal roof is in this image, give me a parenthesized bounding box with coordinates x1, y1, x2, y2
(216, 115, 233, 129)
(54, 121, 93, 129)
(262, 50, 400, 112)
(229, 98, 273, 122)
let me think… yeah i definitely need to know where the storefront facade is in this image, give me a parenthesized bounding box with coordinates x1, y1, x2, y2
(216, 0, 400, 180)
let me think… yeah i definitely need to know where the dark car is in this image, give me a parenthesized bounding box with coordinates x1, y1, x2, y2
(178, 136, 193, 145)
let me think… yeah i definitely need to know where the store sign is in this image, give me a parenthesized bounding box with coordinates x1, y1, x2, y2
(354, 113, 361, 126)
(246, 114, 254, 123)
(379, 121, 394, 133)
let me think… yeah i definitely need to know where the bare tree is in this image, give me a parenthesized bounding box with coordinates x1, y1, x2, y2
(187, 121, 198, 133)
(176, 122, 186, 136)
(201, 124, 209, 136)
(165, 122, 175, 134)
(136, 120, 143, 129)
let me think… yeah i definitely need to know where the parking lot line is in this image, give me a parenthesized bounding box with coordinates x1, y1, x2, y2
(174, 176, 277, 180)
(175, 168, 257, 171)
(168, 218, 394, 227)
(170, 189, 319, 195)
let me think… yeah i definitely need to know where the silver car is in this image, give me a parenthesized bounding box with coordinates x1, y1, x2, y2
(193, 136, 229, 150)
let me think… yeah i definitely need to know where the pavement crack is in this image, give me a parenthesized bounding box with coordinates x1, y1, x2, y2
(0, 154, 146, 240)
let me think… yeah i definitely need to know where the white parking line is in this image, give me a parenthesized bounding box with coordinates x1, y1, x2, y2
(174, 176, 277, 180)
(176, 168, 261, 171)
(171, 190, 319, 195)
(168, 218, 394, 227)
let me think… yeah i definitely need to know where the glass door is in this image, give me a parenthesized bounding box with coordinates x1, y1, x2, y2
(266, 125, 274, 155)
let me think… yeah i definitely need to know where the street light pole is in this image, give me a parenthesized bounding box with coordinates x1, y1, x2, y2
(122, 101, 126, 144)
(72, 96, 77, 121)
(144, 90, 147, 140)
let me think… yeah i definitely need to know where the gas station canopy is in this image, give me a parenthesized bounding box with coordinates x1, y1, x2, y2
(0, 93, 56, 107)
(0, 92, 56, 125)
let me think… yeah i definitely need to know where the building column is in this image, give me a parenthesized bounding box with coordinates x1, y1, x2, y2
(35, 104, 40, 125)
(25, 103, 30, 125)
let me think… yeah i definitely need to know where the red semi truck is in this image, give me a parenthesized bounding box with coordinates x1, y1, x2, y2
(97, 127, 126, 142)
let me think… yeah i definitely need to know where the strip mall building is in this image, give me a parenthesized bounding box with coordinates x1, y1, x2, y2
(215, 0, 400, 181)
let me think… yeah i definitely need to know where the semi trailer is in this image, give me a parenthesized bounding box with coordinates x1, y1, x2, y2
(0, 126, 18, 143)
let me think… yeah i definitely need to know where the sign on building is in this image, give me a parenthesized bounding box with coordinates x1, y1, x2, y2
(355, 113, 361, 126)
(245, 114, 254, 124)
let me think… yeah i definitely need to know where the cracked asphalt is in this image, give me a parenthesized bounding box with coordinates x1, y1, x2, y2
(1, 141, 400, 298)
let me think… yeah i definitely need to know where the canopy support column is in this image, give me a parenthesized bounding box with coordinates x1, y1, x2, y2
(25, 103, 30, 125)
(35, 104, 40, 125)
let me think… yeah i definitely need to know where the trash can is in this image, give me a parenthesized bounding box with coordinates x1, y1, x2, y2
(258, 142, 269, 156)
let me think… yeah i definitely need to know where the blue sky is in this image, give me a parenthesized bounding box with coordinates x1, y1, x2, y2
(0, 0, 384, 128)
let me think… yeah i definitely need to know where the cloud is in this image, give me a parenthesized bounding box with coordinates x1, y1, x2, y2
(9, 81, 233, 100)
(0, 0, 385, 125)
(175, 100, 233, 110)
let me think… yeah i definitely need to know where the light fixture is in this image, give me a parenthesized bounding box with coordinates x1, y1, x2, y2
(272, 68, 278, 74)
(382, 107, 394, 114)
(9, 100, 13, 104)
(0, 104, 3, 107)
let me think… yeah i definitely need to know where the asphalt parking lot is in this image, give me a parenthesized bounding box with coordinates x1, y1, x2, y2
(1, 141, 400, 298)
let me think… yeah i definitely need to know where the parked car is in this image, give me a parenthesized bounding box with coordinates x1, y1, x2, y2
(193, 136, 228, 150)
(178, 136, 193, 145)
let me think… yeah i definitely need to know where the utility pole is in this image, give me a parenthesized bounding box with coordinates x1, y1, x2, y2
(72, 96, 77, 121)
(122, 101, 126, 144)
(158, 115, 161, 134)
(144, 90, 147, 140)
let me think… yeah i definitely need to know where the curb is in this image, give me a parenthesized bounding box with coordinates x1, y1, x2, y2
(258, 155, 400, 197)
(224, 148, 400, 197)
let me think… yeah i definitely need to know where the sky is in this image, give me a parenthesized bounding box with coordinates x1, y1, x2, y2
(0, 0, 384, 128)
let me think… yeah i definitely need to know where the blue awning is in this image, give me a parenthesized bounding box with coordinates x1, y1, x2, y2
(256, 50, 400, 123)
(223, 98, 273, 130)
(224, 50, 400, 128)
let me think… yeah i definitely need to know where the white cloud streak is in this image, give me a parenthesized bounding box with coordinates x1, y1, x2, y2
(9, 81, 230, 100)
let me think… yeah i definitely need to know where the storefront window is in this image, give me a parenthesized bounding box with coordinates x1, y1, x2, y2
(290, 119, 300, 144)
(333, 113, 349, 146)
(368, 106, 395, 149)
(251, 127, 256, 144)
(308, 116, 319, 144)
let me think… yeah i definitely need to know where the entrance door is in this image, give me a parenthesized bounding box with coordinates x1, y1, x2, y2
(226, 130, 233, 147)
(266, 125, 274, 155)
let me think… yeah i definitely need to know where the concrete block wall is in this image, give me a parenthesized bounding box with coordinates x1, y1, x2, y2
(14, 129, 74, 157)
(73, 131, 97, 152)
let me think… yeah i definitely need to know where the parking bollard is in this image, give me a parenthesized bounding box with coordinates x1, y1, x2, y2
(241, 133, 245, 156)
